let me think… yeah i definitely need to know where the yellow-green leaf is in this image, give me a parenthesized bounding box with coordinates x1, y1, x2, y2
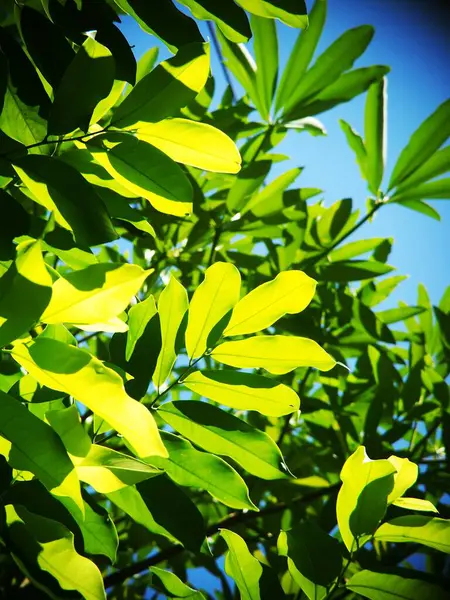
(386, 455, 418, 504)
(0, 390, 83, 516)
(47, 405, 161, 493)
(0, 240, 52, 348)
(346, 570, 449, 600)
(336, 446, 396, 552)
(41, 263, 151, 328)
(147, 432, 257, 511)
(112, 43, 210, 129)
(125, 295, 158, 361)
(85, 133, 193, 217)
(131, 118, 241, 173)
(392, 497, 438, 513)
(182, 370, 299, 416)
(185, 262, 241, 360)
(153, 276, 188, 391)
(374, 516, 450, 554)
(11, 338, 167, 459)
(211, 335, 335, 375)
(220, 529, 262, 600)
(224, 270, 316, 336)
(6, 505, 105, 600)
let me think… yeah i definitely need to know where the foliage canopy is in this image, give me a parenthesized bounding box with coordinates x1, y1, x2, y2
(0, 1, 449, 599)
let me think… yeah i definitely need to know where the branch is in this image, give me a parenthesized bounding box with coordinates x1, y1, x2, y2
(103, 483, 339, 588)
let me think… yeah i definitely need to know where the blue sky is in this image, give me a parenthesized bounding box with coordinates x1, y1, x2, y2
(120, 0, 449, 311)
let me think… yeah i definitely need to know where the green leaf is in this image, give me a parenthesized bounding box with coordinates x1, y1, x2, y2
(0, 190, 30, 261)
(288, 66, 389, 120)
(19, 6, 75, 90)
(392, 497, 438, 513)
(112, 43, 210, 128)
(286, 25, 374, 107)
(131, 118, 241, 173)
(336, 446, 396, 551)
(220, 528, 262, 600)
(134, 47, 160, 86)
(374, 516, 450, 553)
(386, 455, 418, 504)
(0, 241, 52, 348)
(275, 0, 327, 116)
(95, 23, 137, 85)
(47, 405, 161, 493)
(150, 566, 205, 599)
(11, 338, 167, 459)
(0, 29, 49, 153)
(114, 0, 203, 53)
(182, 370, 300, 416)
(211, 335, 336, 375)
(278, 521, 342, 600)
(86, 133, 194, 217)
(13, 155, 118, 247)
(360, 276, 407, 307)
(320, 260, 394, 282)
(242, 167, 301, 216)
(185, 262, 241, 360)
(376, 306, 426, 325)
(111, 475, 206, 552)
(235, 0, 308, 28)
(147, 432, 257, 511)
(226, 160, 272, 213)
(346, 570, 449, 600)
(316, 198, 353, 246)
(215, 29, 259, 112)
(364, 78, 386, 194)
(125, 295, 158, 361)
(96, 188, 156, 237)
(393, 198, 441, 221)
(49, 35, 114, 135)
(224, 271, 316, 336)
(330, 238, 387, 262)
(389, 99, 450, 190)
(391, 178, 450, 202)
(41, 262, 150, 329)
(159, 400, 289, 479)
(0, 389, 83, 516)
(178, 0, 250, 43)
(153, 276, 188, 391)
(252, 15, 278, 121)
(339, 119, 368, 180)
(5, 505, 105, 600)
(391, 146, 450, 195)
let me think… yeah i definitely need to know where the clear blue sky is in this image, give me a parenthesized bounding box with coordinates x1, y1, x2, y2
(120, 0, 449, 311)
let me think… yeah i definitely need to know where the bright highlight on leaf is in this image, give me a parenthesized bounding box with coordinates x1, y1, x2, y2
(211, 335, 336, 374)
(220, 528, 263, 600)
(41, 263, 151, 329)
(131, 118, 242, 173)
(224, 270, 316, 336)
(11, 338, 167, 459)
(185, 262, 241, 359)
(182, 370, 300, 416)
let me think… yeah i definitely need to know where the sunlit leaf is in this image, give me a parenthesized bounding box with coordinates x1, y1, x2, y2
(131, 118, 241, 173)
(11, 338, 167, 459)
(388, 99, 450, 190)
(386, 455, 418, 504)
(112, 43, 210, 128)
(252, 15, 278, 121)
(150, 566, 205, 599)
(211, 335, 336, 374)
(336, 446, 396, 551)
(41, 262, 150, 328)
(235, 0, 308, 28)
(220, 528, 262, 600)
(224, 271, 315, 336)
(364, 78, 386, 194)
(185, 262, 241, 360)
(375, 516, 450, 553)
(125, 295, 158, 361)
(392, 497, 438, 513)
(159, 400, 289, 479)
(182, 370, 300, 416)
(147, 432, 257, 511)
(153, 276, 188, 391)
(0, 240, 52, 348)
(346, 570, 449, 600)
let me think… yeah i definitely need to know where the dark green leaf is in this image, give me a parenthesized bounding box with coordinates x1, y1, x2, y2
(319, 260, 394, 282)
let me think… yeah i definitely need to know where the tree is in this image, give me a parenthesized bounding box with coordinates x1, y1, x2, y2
(0, 1, 449, 598)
